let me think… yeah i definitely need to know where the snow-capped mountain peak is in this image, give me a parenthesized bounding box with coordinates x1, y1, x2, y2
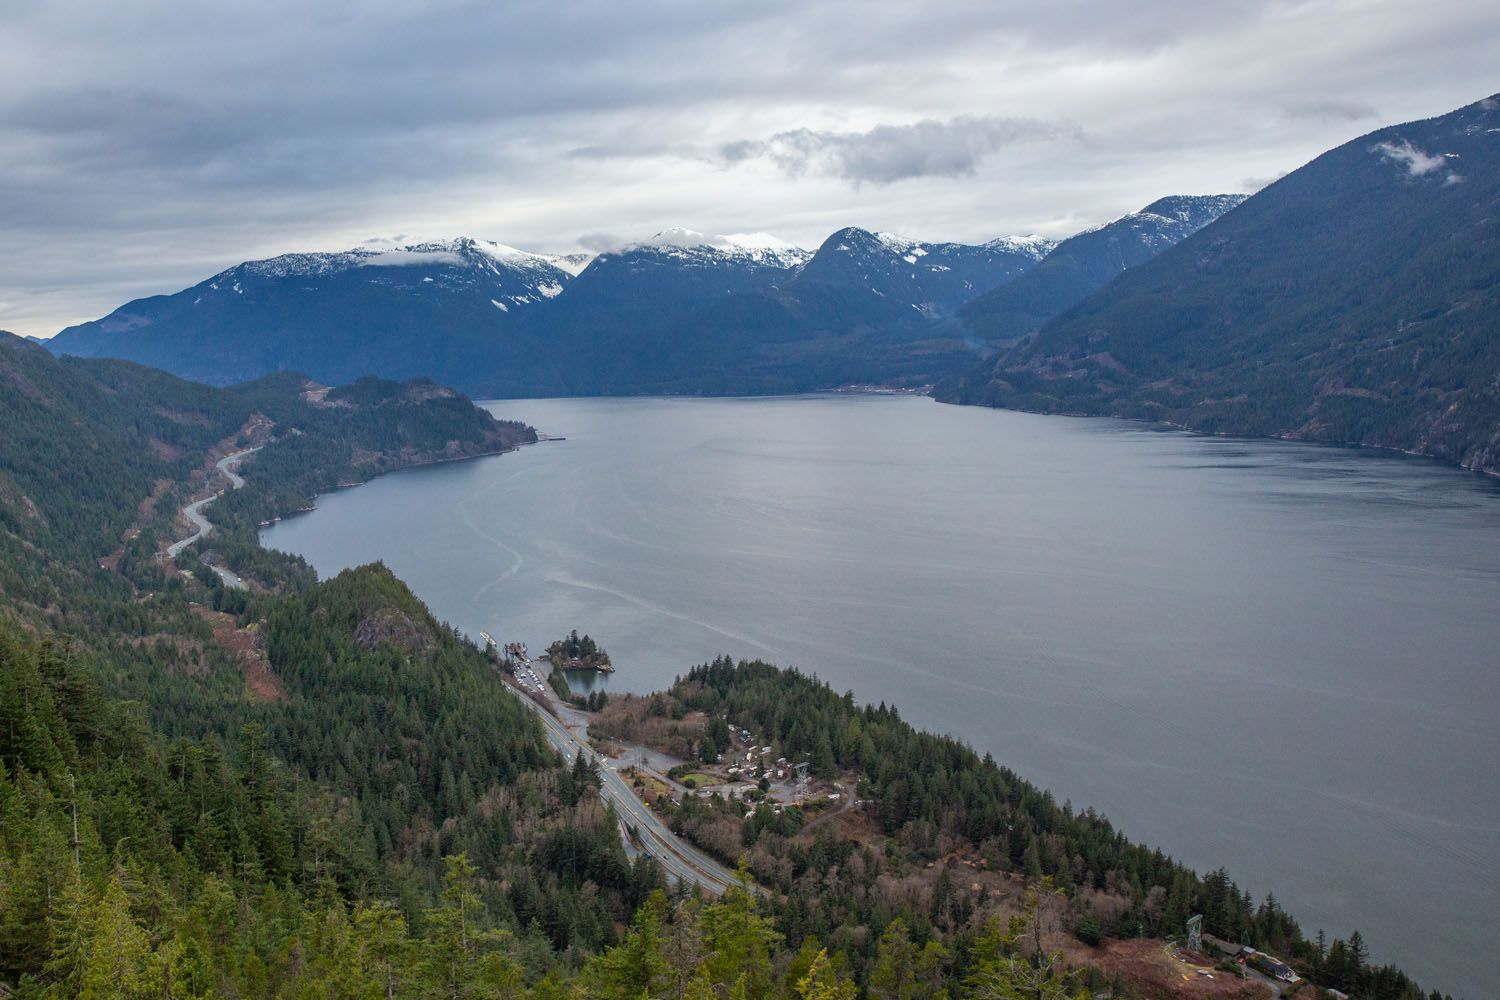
(228, 237, 576, 281)
(984, 234, 1057, 260)
(184, 237, 587, 319)
(628, 228, 811, 268)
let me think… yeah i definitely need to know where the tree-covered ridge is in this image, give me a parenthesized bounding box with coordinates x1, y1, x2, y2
(244, 564, 661, 947)
(231, 371, 533, 464)
(661, 656, 1443, 1000)
(0, 332, 252, 605)
(937, 94, 1500, 476)
(0, 337, 533, 625)
(255, 565, 550, 860)
(207, 372, 535, 548)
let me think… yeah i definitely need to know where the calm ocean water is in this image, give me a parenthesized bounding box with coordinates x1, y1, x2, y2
(264, 395, 1500, 995)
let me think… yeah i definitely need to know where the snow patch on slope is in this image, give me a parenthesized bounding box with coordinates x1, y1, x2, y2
(630, 228, 812, 268)
(541, 253, 595, 277)
(985, 234, 1056, 259)
(875, 232, 918, 254)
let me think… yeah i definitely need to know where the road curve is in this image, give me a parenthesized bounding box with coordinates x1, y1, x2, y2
(166, 446, 263, 574)
(515, 683, 743, 895)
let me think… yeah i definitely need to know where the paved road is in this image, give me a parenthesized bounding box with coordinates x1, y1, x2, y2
(510, 677, 742, 895)
(167, 494, 220, 559)
(216, 449, 252, 490)
(166, 447, 263, 588)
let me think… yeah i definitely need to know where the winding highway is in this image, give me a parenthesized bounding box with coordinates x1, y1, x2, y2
(512, 678, 742, 895)
(166, 446, 263, 586)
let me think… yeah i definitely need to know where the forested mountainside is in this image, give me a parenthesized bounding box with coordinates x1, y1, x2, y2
(45, 226, 1054, 397)
(0, 332, 252, 606)
(955, 195, 1246, 345)
(0, 572, 657, 999)
(0, 331, 532, 617)
(937, 95, 1500, 476)
(0, 335, 1451, 997)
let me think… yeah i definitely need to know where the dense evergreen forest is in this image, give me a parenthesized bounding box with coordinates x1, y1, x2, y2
(0, 330, 1454, 998)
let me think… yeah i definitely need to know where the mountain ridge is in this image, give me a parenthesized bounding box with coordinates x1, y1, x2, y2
(955, 193, 1247, 345)
(937, 94, 1500, 476)
(46, 223, 1059, 395)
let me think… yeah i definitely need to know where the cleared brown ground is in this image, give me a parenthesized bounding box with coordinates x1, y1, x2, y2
(1059, 938, 1263, 999)
(192, 606, 286, 702)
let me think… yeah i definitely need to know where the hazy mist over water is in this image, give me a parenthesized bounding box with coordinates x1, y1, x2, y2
(264, 395, 1500, 995)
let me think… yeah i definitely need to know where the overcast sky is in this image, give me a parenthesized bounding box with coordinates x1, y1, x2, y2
(3, 0, 1496, 338)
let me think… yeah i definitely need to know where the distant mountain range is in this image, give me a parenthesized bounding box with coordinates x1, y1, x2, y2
(47, 206, 1234, 396)
(937, 93, 1500, 476)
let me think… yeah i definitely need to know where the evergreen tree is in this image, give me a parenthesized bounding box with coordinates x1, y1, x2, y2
(870, 918, 918, 1000)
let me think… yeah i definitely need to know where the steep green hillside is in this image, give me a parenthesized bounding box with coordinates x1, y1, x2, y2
(0, 332, 253, 614)
(938, 95, 1500, 475)
(0, 568, 656, 998)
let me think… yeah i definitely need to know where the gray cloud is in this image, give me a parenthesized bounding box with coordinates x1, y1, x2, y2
(576, 232, 629, 253)
(714, 116, 1081, 185)
(569, 142, 700, 161)
(1240, 172, 1288, 192)
(1279, 98, 1380, 122)
(1, 0, 1497, 337)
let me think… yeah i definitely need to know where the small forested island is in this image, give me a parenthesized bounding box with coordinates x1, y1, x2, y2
(0, 332, 1452, 999)
(548, 629, 615, 672)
